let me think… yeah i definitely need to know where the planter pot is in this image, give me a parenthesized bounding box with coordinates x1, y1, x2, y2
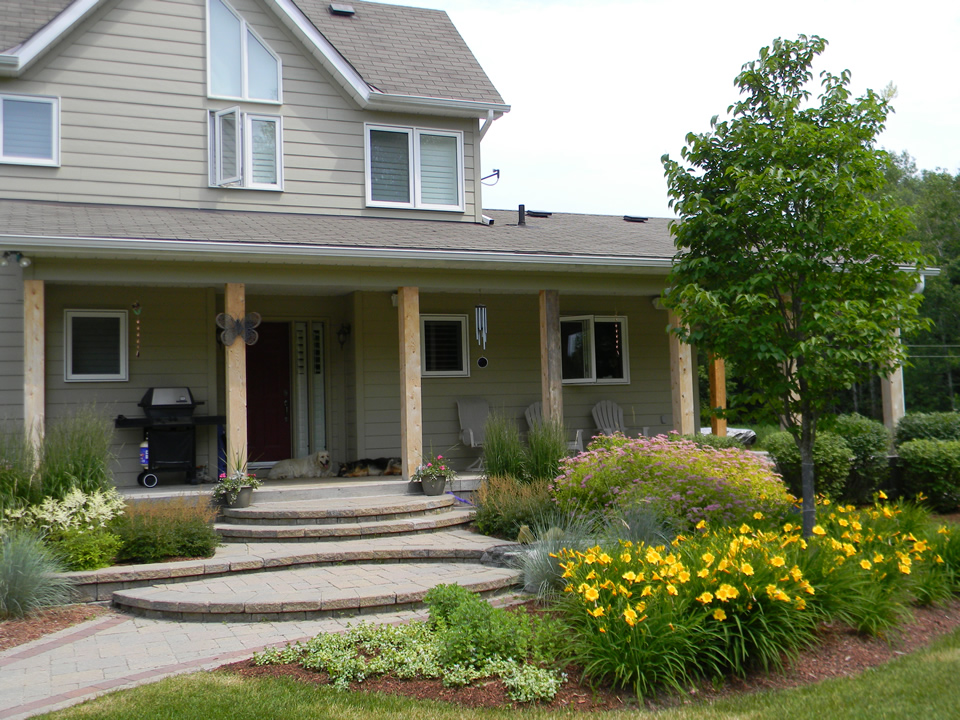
(420, 477, 447, 496)
(227, 486, 254, 508)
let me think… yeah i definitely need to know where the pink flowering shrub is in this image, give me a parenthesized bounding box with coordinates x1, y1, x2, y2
(550, 435, 792, 530)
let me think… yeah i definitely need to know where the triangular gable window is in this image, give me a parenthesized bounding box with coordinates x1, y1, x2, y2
(208, 0, 281, 103)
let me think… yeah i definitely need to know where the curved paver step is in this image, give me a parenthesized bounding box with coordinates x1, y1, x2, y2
(112, 562, 523, 621)
(215, 508, 474, 542)
(220, 493, 456, 526)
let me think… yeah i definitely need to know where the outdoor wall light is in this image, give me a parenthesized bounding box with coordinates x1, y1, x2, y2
(337, 323, 351, 349)
(0, 251, 31, 268)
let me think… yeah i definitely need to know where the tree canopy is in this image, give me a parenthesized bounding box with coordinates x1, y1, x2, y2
(661, 35, 930, 534)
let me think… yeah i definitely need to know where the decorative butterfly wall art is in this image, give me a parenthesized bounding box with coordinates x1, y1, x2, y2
(216, 312, 261, 346)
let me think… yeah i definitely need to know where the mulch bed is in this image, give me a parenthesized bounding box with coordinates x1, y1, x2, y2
(0, 604, 116, 652)
(217, 598, 960, 711)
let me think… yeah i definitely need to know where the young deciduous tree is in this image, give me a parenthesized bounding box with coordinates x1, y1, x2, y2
(661, 35, 929, 535)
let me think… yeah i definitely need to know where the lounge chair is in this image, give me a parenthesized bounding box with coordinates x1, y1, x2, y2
(592, 399, 625, 436)
(524, 402, 584, 453)
(457, 397, 489, 470)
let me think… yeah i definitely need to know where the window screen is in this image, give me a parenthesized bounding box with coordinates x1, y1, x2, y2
(370, 130, 410, 203)
(595, 319, 625, 380)
(422, 317, 467, 375)
(418, 133, 458, 206)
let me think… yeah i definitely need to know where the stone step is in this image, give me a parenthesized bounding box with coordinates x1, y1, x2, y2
(220, 494, 456, 526)
(112, 561, 523, 621)
(215, 509, 474, 542)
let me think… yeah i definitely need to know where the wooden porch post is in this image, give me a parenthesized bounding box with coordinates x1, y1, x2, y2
(224, 283, 247, 474)
(667, 310, 695, 435)
(880, 328, 905, 435)
(708, 354, 727, 436)
(23, 279, 45, 455)
(398, 287, 422, 480)
(539, 290, 563, 423)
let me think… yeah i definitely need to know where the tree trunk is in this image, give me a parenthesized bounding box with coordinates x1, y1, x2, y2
(799, 409, 816, 538)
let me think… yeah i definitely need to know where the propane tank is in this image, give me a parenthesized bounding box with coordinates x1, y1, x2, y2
(139, 438, 149, 468)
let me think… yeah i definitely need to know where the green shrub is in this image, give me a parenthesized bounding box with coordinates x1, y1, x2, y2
(831, 413, 891, 503)
(674, 433, 745, 450)
(39, 406, 115, 499)
(0, 423, 39, 507)
(751, 424, 783, 451)
(525, 419, 567, 482)
(482, 413, 526, 480)
(897, 439, 960, 511)
(552, 435, 792, 531)
(3, 487, 126, 535)
(765, 431, 852, 499)
(113, 496, 219, 564)
(48, 527, 123, 571)
(473, 476, 555, 540)
(0, 526, 74, 618)
(895, 412, 960, 447)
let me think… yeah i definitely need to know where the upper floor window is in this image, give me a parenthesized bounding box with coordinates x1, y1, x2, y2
(0, 94, 59, 166)
(208, 0, 281, 103)
(560, 316, 629, 384)
(209, 107, 283, 190)
(365, 125, 464, 211)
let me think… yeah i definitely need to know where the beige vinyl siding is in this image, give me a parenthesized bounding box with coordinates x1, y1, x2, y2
(0, 265, 24, 422)
(0, 0, 480, 220)
(351, 291, 675, 471)
(44, 285, 216, 487)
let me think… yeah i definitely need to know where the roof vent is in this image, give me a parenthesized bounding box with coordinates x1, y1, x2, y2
(526, 210, 552, 218)
(329, 3, 355, 16)
(623, 215, 648, 223)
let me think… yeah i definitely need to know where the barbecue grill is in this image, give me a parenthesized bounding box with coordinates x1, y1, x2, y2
(115, 387, 225, 487)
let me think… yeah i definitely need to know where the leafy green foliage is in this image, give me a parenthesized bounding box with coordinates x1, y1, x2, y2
(895, 412, 960, 447)
(0, 423, 38, 507)
(473, 476, 555, 540)
(47, 527, 123, 571)
(829, 413, 891, 502)
(482, 413, 526, 480)
(765, 431, 852, 499)
(896, 440, 960, 511)
(0, 526, 74, 618)
(40, 406, 116, 499)
(552, 435, 792, 531)
(661, 35, 929, 533)
(113, 497, 218, 564)
(524, 419, 567, 482)
(673, 433, 745, 450)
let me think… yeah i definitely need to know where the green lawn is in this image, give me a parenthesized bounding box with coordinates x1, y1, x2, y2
(40, 626, 960, 720)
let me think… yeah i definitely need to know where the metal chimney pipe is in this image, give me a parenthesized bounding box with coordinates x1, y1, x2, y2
(518, 204, 526, 226)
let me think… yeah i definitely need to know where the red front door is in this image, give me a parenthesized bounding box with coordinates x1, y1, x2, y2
(246, 322, 291, 462)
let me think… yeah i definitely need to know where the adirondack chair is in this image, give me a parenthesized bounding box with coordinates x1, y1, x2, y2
(592, 400, 625, 436)
(457, 397, 489, 470)
(524, 402, 584, 453)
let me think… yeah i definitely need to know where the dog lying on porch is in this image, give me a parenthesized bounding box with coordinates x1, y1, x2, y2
(267, 450, 335, 480)
(337, 457, 403, 477)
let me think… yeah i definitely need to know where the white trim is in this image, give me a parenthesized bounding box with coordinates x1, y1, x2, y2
(0, 233, 676, 270)
(64, 309, 128, 382)
(365, 124, 464, 212)
(0, 94, 60, 166)
(210, 109, 283, 191)
(214, 106, 242, 185)
(420, 314, 470, 377)
(560, 315, 629, 385)
(206, 0, 282, 104)
(0, 0, 104, 76)
(243, 113, 283, 190)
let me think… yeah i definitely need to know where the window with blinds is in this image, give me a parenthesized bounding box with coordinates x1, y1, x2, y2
(366, 125, 463, 211)
(421, 315, 469, 377)
(210, 109, 282, 190)
(0, 95, 58, 166)
(65, 310, 128, 382)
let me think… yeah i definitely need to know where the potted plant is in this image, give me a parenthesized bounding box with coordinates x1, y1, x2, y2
(412, 452, 456, 496)
(212, 458, 262, 508)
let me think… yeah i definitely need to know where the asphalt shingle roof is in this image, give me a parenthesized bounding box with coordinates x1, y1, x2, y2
(0, 0, 72, 52)
(0, 200, 677, 261)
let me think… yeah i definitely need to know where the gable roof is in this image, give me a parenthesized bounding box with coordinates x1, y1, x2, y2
(0, 0, 508, 116)
(0, 200, 676, 270)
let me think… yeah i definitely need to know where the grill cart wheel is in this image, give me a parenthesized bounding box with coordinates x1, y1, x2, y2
(137, 471, 159, 488)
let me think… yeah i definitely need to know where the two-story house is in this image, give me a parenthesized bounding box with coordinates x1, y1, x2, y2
(0, 0, 699, 487)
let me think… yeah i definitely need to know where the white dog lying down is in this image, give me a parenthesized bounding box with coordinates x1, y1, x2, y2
(267, 450, 334, 480)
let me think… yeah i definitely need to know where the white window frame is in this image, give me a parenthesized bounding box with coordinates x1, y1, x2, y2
(364, 124, 464, 212)
(206, 0, 282, 104)
(560, 315, 629, 385)
(0, 93, 59, 166)
(209, 108, 283, 190)
(64, 310, 128, 382)
(421, 314, 470, 378)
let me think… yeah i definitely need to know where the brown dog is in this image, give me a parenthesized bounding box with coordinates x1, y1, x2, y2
(337, 457, 402, 477)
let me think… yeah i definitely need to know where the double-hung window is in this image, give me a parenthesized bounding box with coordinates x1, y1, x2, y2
(365, 125, 464, 211)
(560, 316, 629, 384)
(65, 310, 128, 382)
(421, 315, 469, 377)
(0, 94, 59, 166)
(210, 108, 282, 190)
(207, 0, 281, 103)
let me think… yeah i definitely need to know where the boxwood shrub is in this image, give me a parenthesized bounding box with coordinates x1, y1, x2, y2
(764, 431, 851, 500)
(896, 439, 960, 511)
(895, 412, 960, 447)
(831, 413, 890, 502)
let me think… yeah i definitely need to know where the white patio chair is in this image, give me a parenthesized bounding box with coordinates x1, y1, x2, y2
(592, 399, 625, 436)
(524, 402, 584, 453)
(457, 397, 489, 471)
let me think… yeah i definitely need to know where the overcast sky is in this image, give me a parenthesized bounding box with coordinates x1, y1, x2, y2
(377, 0, 960, 218)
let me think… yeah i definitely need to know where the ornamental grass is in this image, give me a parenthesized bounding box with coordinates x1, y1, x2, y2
(555, 495, 959, 698)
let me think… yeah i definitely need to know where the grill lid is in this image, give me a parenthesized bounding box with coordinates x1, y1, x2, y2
(138, 388, 201, 420)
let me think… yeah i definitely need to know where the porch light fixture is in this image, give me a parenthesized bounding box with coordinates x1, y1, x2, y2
(1, 251, 31, 268)
(337, 323, 351, 349)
